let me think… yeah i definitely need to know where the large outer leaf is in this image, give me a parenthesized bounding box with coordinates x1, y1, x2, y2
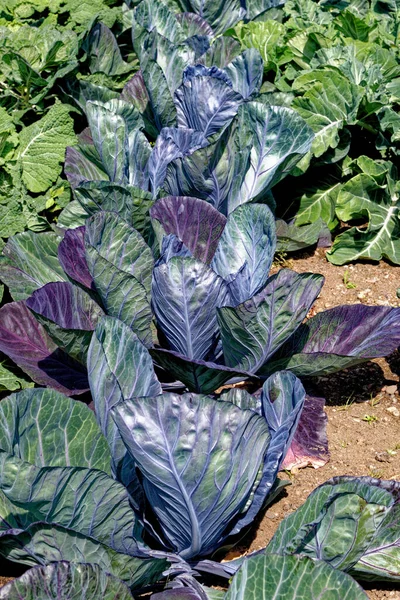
(0, 388, 110, 472)
(151, 37, 195, 99)
(141, 59, 177, 131)
(150, 196, 227, 263)
(128, 129, 152, 190)
(0, 523, 164, 587)
(266, 305, 400, 377)
(111, 393, 270, 558)
(294, 176, 341, 230)
(218, 270, 324, 373)
(0, 452, 143, 555)
(176, 12, 214, 37)
(88, 317, 161, 495)
(18, 103, 76, 193)
(26, 282, 104, 363)
(73, 84, 120, 116)
(0, 360, 33, 394)
(58, 227, 94, 290)
(244, 0, 285, 20)
(234, 103, 314, 209)
(86, 100, 143, 184)
(186, 0, 244, 35)
(326, 174, 400, 265)
(266, 476, 400, 582)
(85, 212, 153, 346)
(152, 589, 203, 600)
(292, 70, 363, 157)
(226, 554, 368, 599)
(152, 257, 228, 360)
(87, 23, 129, 76)
(150, 348, 251, 394)
(276, 219, 331, 253)
(229, 371, 305, 535)
(121, 71, 158, 138)
(211, 203, 276, 305)
(175, 66, 242, 138)
(0, 302, 89, 396)
(0, 231, 66, 301)
(0, 562, 133, 600)
(57, 202, 90, 231)
(163, 124, 243, 216)
(27, 282, 102, 330)
(223, 48, 263, 100)
(148, 127, 208, 196)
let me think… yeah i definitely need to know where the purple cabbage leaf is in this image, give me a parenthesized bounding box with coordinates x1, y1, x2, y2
(262, 305, 400, 377)
(26, 282, 104, 364)
(0, 301, 89, 395)
(281, 395, 329, 470)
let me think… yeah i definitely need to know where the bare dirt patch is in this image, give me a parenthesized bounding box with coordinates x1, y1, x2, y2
(231, 249, 400, 599)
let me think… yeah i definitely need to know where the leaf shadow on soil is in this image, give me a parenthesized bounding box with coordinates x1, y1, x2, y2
(303, 359, 396, 407)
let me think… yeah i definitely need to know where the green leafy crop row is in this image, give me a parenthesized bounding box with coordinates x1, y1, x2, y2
(225, 0, 400, 263)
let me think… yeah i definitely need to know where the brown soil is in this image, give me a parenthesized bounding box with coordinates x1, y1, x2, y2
(227, 249, 400, 599)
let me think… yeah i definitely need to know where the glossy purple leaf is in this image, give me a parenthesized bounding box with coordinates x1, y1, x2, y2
(64, 146, 108, 189)
(26, 282, 103, 330)
(152, 257, 229, 360)
(282, 395, 329, 470)
(268, 305, 400, 377)
(150, 196, 226, 263)
(175, 66, 242, 138)
(111, 393, 270, 558)
(0, 302, 89, 395)
(150, 348, 252, 395)
(229, 371, 305, 535)
(218, 270, 324, 373)
(58, 226, 94, 290)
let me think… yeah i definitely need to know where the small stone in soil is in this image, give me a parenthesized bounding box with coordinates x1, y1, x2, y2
(385, 385, 398, 395)
(387, 407, 400, 417)
(375, 452, 392, 463)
